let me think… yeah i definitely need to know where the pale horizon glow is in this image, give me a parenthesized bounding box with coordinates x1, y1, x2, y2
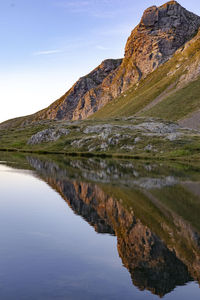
(0, 0, 199, 123)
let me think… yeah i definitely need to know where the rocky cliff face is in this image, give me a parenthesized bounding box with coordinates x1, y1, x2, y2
(116, 1, 200, 92)
(32, 1, 200, 122)
(34, 59, 122, 121)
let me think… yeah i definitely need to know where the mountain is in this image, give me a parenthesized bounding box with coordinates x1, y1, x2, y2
(2, 0, 200, 127)
(35, 0, 200, 122)
(1, 1, 200, 159)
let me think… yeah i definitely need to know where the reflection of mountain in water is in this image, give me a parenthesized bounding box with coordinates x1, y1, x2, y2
(23, 156, 200, 297)
(53, 180, 115, 235)
(1, 152, 200, 297)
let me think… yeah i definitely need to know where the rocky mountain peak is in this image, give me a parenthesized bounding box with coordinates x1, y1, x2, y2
(140, 6, 159, 27)
(140, 1, 183, 28)
(125, 1, 200, 60)
(140, 0, 200, 33)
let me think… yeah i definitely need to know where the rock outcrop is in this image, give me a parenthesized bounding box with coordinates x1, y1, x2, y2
(34, 59, 122, 121)
(120, 1, 200, 87)
(31, 1, 200, 122)
(27, 128, 69, 145)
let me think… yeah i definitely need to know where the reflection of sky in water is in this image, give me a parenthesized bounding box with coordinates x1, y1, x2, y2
(0, 164, 199, 299)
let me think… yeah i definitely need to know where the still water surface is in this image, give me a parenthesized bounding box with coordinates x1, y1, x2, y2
(0, 153, 200, 299)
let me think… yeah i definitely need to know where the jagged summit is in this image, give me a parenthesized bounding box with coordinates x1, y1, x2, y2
(125, 0, 200, 63)
(140, 1, 183, 27)
(160, 1, 179, 7)
(140, 0, 199, 34)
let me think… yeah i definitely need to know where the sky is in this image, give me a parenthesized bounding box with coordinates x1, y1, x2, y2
(0, 0, 200, 123)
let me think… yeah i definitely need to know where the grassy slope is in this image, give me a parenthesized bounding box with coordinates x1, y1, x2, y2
(0, 119, 200, 161)
(143, 76, 200, 121)
(91, 32, 200, 121)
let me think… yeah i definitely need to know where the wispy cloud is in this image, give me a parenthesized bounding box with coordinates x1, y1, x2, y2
(33, 49, 63, 56)
(96, 45, 110, 50)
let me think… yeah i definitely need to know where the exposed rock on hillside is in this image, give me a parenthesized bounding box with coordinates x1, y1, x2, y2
(121, 1, 200, 87)
(27, 128, 69, 145)
(32, 1, 200, 122)
(35, 59, 122, 121)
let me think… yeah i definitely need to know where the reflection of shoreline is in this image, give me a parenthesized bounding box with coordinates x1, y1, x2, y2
(24, 156, 200, 297)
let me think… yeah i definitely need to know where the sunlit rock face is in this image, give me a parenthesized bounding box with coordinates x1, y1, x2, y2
(121, 1, 200, 89)
(34, 59, 122, 121)
(31, 1, 200, 122)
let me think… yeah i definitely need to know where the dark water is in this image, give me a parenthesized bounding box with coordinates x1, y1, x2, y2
(0, 152, 200, 299)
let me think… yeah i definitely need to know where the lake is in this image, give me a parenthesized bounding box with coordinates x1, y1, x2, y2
(0, 152, 199, 299)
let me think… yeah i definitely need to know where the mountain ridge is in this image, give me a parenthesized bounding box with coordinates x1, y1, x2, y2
(35, 0, 200, 122)
(1, 0, 200, 128)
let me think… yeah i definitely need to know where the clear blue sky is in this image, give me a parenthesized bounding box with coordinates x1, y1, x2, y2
(0, 0, 199, 122)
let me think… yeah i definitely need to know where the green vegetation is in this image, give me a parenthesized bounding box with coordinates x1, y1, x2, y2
(144, 77, 200, 121)
(0, 117, 200, 161)
(90, 62, 178, 119)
